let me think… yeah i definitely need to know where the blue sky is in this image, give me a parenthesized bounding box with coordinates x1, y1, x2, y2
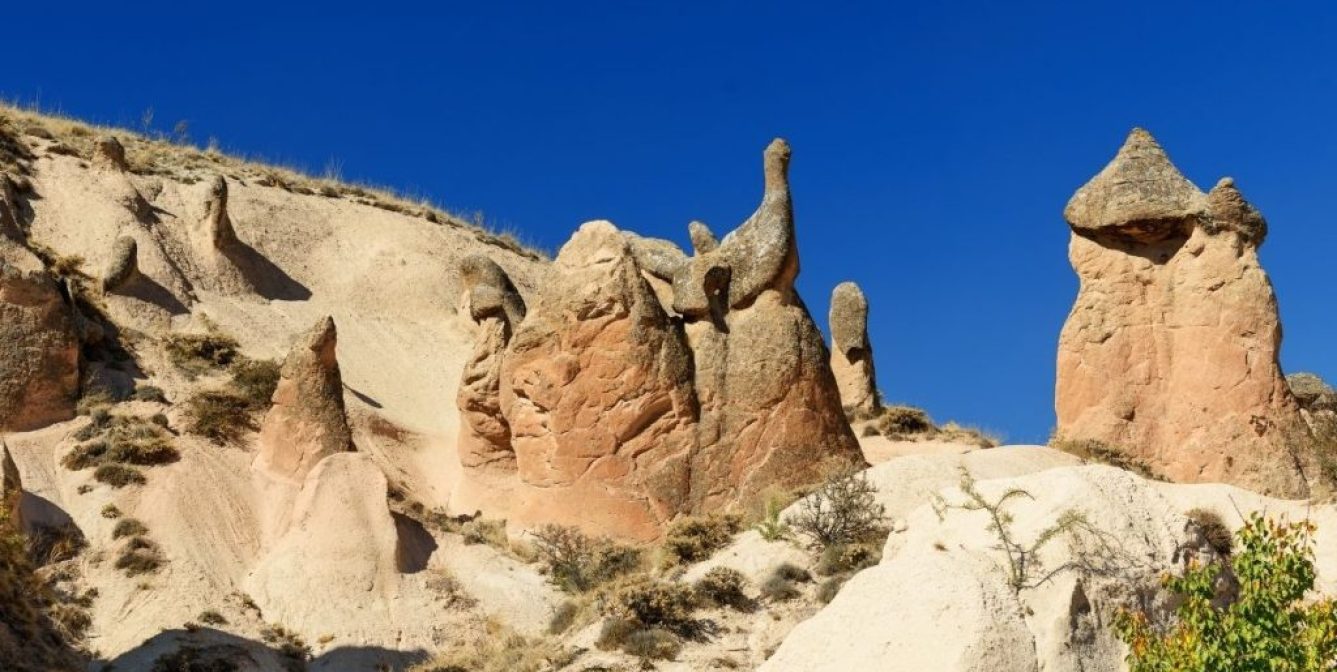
(5, 2, 1335, 443)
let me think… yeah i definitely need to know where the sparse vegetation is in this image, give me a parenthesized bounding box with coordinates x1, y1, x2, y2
(661, 513, 742, 566)
(260, 623, 311, 667)
(1117, 514, 1337, 671)
(62, 413, 179, 486)
(112, 518, 149, 539)
(165, 331, 240, 377)
(1051, 436, 1165, 481)
(859, 404, 1000, 447)
(754, 495, 794, 542)
(410, 623, 573, 672)
(461, 518, 509, 549)
(933, 468, 1094, 592)
(603, 579, 703, 639)
(182, 390, 254, 444)
(547, 600, 579, 635)
(101, 504, 122, 519)
(198, 609, 228, 626)
(94, 464, 146, 488)
(132, 385, 168, 403)
(816, 577, 845, 604)
(230, 358, 281, 408)
(150, 645, 242, 672)
(114, 536, 164, 576)
(790, 468, 887, 550)
(529, 524, 642, 593)
(814, 542, 881, 577)
(694, 566, 751, 610)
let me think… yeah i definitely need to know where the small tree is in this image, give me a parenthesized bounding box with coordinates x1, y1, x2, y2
(1116, 513, 1337, 671)
(933, 468, 1092, 592)
(790, 468, 886, 549)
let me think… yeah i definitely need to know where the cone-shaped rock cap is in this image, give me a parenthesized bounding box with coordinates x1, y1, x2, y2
(1206, 177, 1268, 245)
(1064, 128, 1203, 240)
(764, 138, 792, 194)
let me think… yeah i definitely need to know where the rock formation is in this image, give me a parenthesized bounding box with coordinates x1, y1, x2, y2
(102, 235, 138, 292)
(0, 208, 80, 431)
(1, 440, 21, 530)
(672, 139, 863, 511)
(497, 221, 698, 540)
(202, 175, 237, 251)
(453, 140, 864, 539)
(829, 281, 879, 414)
(92, 135, 128, 172)
(456, 254, 525, 469)
(254, 316, 354, 482)
(1055, 128, 1312, 497)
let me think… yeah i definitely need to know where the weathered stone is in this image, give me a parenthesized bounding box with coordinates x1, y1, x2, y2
(1056, 128, 1312, 497)
(674, 139, 863, 511)
(456, 255, 525, 470)
(1, 439, 21, 529)
(203, 175, 237, 250)
(92, 135, 128, 172)
(0, 243, 79, 431)
(102, 235, 138, 292)
(254, 316, 355, 483)
(688, 220, 719, 254)
(830, 281, 879, 413)
(1289, 373, 1337, 413)
(494, 221, 698, 540)
(622, 233, 688, 281)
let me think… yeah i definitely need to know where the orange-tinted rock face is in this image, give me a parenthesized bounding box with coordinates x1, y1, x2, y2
(1056, 129, 1312, 497)
(452, 140, 865, 540)
(254, 316, 354, 483)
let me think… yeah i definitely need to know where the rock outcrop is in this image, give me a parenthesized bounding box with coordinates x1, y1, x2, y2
(0, 229, 80, 432)
(452, 140, 863, 539)
(201, 175, 237, 251)
(673, 139, 863, 511)
(254, 316, 354, 482)
(496, 221, 698, 540)
(829, 281, 879, 414)
(456, 254, 525, 470)
(1055, 129, 1312, 497)
(1, 440, 21, 530)
(102, 235, 138, 292)
(92, 135, 128, 172)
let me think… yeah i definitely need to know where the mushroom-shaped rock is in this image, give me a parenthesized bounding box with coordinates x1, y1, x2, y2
(456, 255, 526, 470)
(829, 281, 879, 414)
(92, 135, 128, 172)
(484, 221, 698, 541)
(102, 235, 138, 292)
(1056, 129, 1312, 497)
(0, 242, 80, 431)
(254, 317, 354, 482)
(1063, 128, 1201, 242)
(202, 175, 237, 250)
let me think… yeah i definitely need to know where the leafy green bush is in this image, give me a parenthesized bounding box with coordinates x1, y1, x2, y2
(1116, 513, 1337, 671)
(661, 513, 742, 566)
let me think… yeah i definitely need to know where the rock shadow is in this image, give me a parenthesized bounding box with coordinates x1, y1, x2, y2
(224, 241, 311, 301)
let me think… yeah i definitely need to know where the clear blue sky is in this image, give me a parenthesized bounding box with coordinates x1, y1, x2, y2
(6, 2, 1335, 443)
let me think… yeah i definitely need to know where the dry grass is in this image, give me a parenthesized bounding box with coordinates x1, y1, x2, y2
(859, 404, 1000, 448)
(0, 101, 546, 260)
(409, 621, 573, 672)
(182, 390, 254, 445)
(660, 513, 742, 566)
(1050, 435, 1165, 481)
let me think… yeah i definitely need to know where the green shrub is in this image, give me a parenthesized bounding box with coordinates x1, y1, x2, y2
(694, 566, 750, 610)
(112, 518, 148, 539)
(1116, 514, 1337, 671)
(662, 513, 742, 566)
(790, 468, 886, 549)
(94, 464, 145, 488)
(182, 390, 253, 444)
(530, 524, 641, 593)
(753, 496, 793, 542)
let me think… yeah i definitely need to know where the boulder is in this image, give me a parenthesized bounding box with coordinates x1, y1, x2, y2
(829, 281, 879, 414)
(1055, 128, 1312, 497)
(254, 317, 354, 482)
(496, 221, 698, 540)
(102, 235, 138, 292)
